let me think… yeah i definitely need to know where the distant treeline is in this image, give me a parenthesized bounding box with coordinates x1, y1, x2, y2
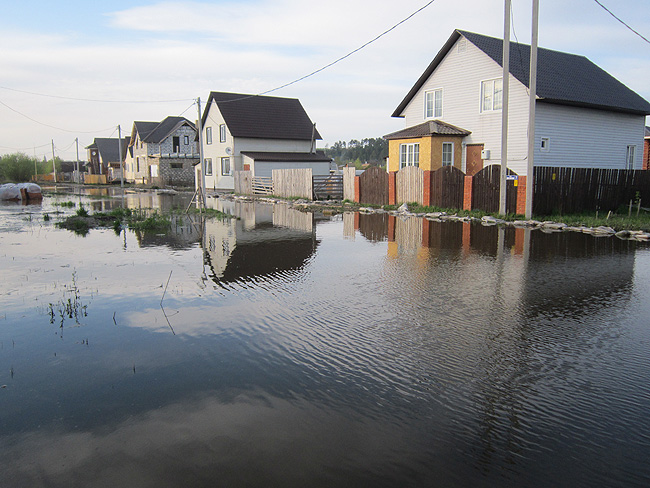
(322, 138, 388, 168)
(0, 153, 60, 183)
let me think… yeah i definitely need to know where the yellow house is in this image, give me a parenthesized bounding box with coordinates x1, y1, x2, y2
(384, 120, 470, 173)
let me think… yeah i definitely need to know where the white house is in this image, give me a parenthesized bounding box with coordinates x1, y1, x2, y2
(198, 91, 332, 190)
(387, 29, 650, 176)
(125, 117, 198, 186)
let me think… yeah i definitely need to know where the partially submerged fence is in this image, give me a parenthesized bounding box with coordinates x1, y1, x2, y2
(313, 174, 343, 200)
(273, 168, 312, 199)
(471, 165, 518, 214)
(396, 166, 425, 206)
(358, 166, 388, 206)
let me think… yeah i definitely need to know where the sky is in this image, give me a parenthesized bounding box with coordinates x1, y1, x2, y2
(1, 0, 649, 161)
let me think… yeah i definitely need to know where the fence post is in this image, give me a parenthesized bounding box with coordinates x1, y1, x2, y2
(389, 172, 397, 205)
(463, 175, 473, 210)
(423, 170, 432, 207)
(516, 176, 527, 215)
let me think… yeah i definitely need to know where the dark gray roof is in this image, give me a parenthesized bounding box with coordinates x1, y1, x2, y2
(143, 116, 195, 143)
(203, 91, 321, 141)
(383, 120, 471, 140)
(240, 151, 331, 162)
(393, 29, 650, 117)
(132, 121, 159, 143)
(86, 137, 130, 162)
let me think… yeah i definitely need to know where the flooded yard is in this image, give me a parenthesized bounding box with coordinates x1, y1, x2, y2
(1, 187, 650, 487)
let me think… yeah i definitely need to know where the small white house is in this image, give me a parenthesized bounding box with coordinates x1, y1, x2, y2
(389, 29, 650, 176)
(197, 91, 331, 190)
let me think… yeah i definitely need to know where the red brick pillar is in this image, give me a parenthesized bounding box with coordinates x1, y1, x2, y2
(354, 211, 360, 231)
(423, 170, 432, 207)
(388, 215, 396, 242)
(421, 218, 430, 248)
(354, 176, 361, 203)
(462, 221, 471, 254)
(514, 227, 525, 255)
(463, 175, 473, 211)
(388, 172, 397, 205)
(515, 176, 527, 215)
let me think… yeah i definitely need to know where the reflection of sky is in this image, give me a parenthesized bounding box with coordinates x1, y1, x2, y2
(2, 192, 650, 487)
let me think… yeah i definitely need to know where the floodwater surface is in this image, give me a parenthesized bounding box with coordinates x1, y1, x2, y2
(1, 187, 649, 487)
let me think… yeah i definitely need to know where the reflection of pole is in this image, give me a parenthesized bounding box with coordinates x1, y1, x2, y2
(499, 0, 511, 216)
(51, 139, 57, 182)
(75, 137, 80, 184)
(525, 0, 539, 219)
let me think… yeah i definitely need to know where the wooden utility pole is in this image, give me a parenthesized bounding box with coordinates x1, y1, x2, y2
(525, 0, 539, 219)
(118, 125, 124, 188)
(75, 137, 80, 184)
(51, 139, 57, 182)
(499, 0, 511, 215)
(197, 97, 206, 208)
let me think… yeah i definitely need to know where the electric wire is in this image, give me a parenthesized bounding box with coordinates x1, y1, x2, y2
(0, 85, 194, 104)
(593, 0, 650, 44)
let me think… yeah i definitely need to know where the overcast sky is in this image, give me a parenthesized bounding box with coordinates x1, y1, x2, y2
(1, 0, 648, 161)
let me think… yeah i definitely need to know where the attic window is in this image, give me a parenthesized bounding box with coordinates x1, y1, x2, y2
(458, 38, 467, 53)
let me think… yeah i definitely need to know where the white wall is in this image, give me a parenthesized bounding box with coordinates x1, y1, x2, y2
(534, 103, 646, 169)
(252, 161, 331, 178)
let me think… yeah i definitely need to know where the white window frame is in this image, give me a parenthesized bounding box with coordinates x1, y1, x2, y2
(480, 78, 503, 113)
(204, 158, 212, 176)
(540, 137, 550, 153)
(221, 157, 231, 176)
(206, 127, 212, 145)
(442, 142, 454, 167)
(219, 124, 227, 143)
(425, 88, 443, 119)
(626, 145, 636, 170)
(399, 143, 420, 168)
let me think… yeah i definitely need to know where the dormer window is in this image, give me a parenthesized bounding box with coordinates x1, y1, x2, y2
(425, 89, 443, 118)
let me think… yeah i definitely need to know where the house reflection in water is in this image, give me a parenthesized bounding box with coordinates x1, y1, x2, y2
(202, 199, 320, 285)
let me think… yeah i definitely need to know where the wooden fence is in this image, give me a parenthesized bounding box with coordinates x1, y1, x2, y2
(343, 167, 356, 201)
(234, 170, 252, 194)
(273, 168, 313, 199)
(313, 174, 343, 200)
(471, 165, 518, 214)
(358, 166, 388, 206)
(430, 166, 464, 209)
(252, 176, 273, 195)
(396, 166, 424, 205)
(533, 167, 650, 215)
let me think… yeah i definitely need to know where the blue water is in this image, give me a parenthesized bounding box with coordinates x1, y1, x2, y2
(1, 189, 649, 487)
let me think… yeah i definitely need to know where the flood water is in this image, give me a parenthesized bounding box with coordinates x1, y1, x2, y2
(1, 187, 650, 488)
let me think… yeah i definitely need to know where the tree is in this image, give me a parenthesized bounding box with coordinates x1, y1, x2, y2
(321, 137, 388, 167)
(0, 153, 42, 183)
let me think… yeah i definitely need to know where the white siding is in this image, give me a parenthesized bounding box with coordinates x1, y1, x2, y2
(534, 103, 646, 169)
(253, 161, 331, 178)
(401, 36, 531, 174)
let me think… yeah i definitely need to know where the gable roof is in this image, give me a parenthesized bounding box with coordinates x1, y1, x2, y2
(130, 121, 159, 145)
(143, 116, 195, 143)
(86, 137, 130, 162)
(384, 120, 471, 140)
(203, 91, 321, 141)
(393, 29, 650, 117)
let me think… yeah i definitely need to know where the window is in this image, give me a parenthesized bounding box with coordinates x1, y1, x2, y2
(204, 158, 212, 176)
(481, 78, 503, 112)
(173, 136, 180, 153)
(399, 143, 420, 168)
(136, 157, 140, 173)
(442, 142, 454, 166)
(184, 135, 189, 145)
(219, 124, 227, 143)
(221, 157, 231, 176)
(540, 137, 550, 152)
(171, 163, 183, 169)
(206, 127, 212, 145)
(626, 145, 636, 170)
(425, 89, 443, 118)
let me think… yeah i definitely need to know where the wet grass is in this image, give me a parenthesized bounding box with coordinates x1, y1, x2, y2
(57, 206, 172, 235)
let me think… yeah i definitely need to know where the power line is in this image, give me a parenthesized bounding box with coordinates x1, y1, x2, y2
(0, 85, 195, 104)
(593, 0, 650, 44)
(0, 98, 115, 134)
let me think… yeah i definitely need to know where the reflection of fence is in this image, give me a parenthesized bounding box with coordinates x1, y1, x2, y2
(273, 203, 314, 232)
(313, 175, 343, 200)
(252, 176, 273, 195)
(533, 167, 650, 214)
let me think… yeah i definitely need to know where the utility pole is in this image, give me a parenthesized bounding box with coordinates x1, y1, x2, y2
(499, 0, 511, 216)
(525, 0, 539, 219)
(75, 137, 80, 184)
(118, 125, 124, 188)
(51, 139, 57, 182)
(197, 97, 206, 208)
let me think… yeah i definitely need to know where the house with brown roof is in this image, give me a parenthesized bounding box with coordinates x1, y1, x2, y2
(387, 29, 650, 176)
(199, 91, 331, 190)
(125, 116, 198, 186)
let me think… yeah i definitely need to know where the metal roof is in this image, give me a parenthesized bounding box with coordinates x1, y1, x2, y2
(383, 120, 471, 140)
